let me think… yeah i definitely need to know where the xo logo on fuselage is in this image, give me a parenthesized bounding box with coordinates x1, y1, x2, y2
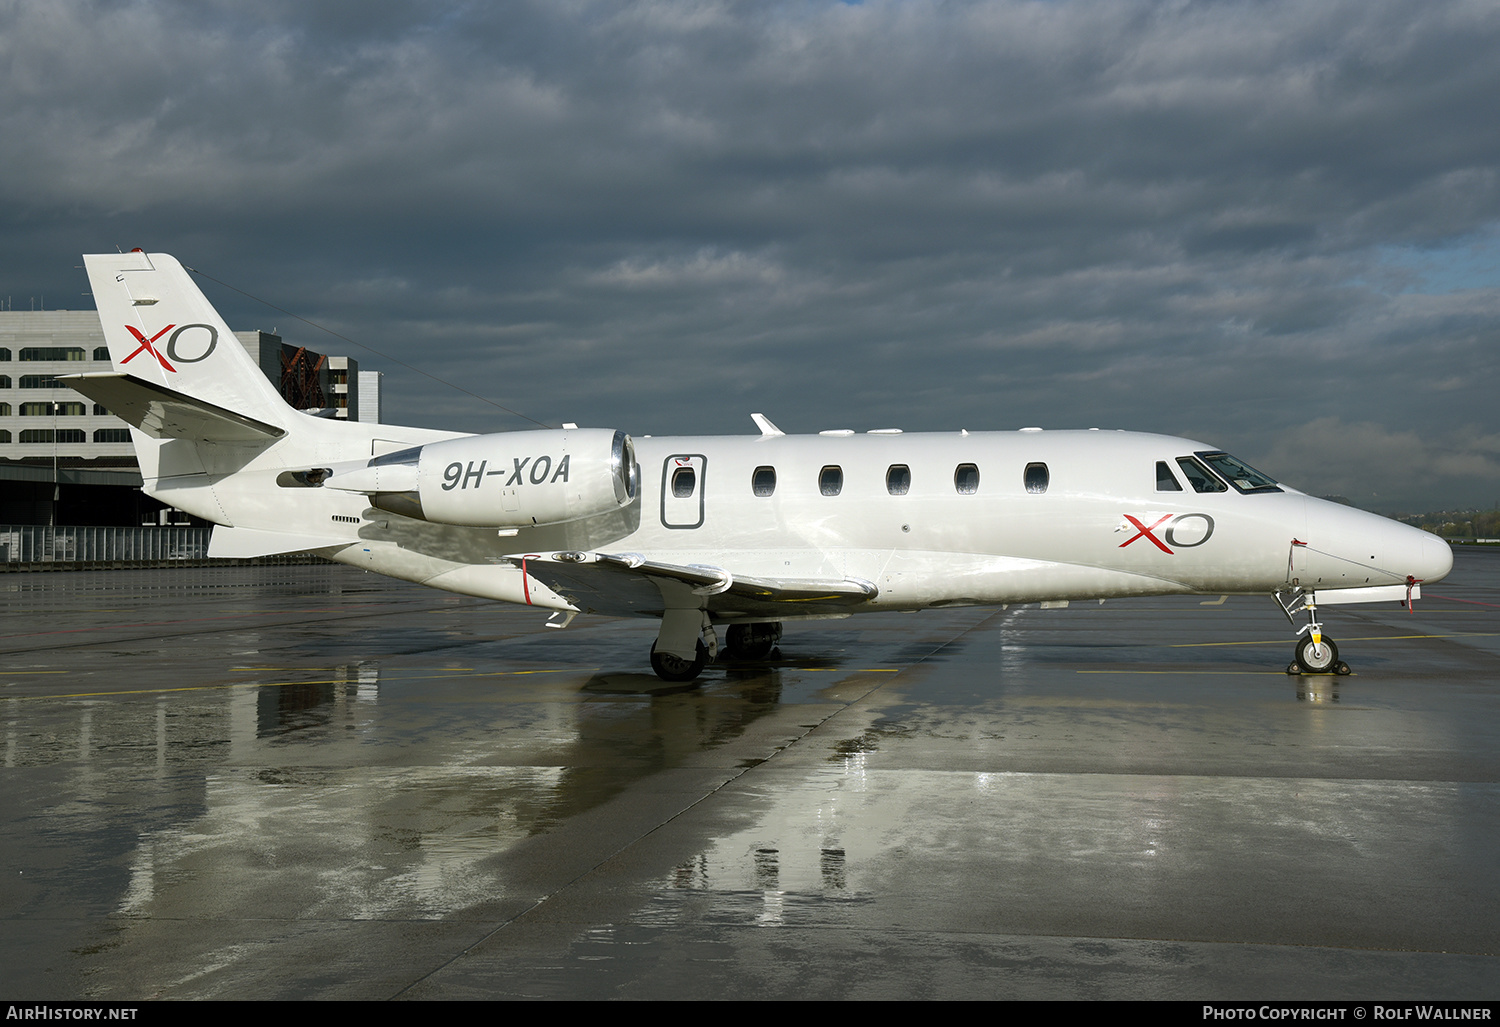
(1119, 513, 1214, 555)
(121, 323, 218, 372)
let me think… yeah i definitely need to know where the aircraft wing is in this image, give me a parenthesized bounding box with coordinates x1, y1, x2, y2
(512, 550, 878, 618)
(58, 372, 285, 442)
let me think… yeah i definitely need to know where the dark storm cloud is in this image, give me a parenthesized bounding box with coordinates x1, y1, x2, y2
(3, 0, 1499, 510)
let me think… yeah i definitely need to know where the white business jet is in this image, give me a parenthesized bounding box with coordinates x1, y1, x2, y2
(63, 251, 1453, 681)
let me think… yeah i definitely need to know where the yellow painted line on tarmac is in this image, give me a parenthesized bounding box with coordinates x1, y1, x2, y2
(1170, 631, 1500, 648)
(1077, 669, 1298, 675)
(8, 678, 356, 700)
(5, 668, 587, 701)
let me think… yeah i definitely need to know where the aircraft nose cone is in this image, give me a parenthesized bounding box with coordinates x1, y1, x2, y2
(1420, 533, 1454, 584)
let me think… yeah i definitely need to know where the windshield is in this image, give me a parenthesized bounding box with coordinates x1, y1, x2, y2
(1196, 451, 1282, 494)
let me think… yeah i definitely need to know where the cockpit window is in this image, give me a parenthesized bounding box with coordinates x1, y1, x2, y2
(1175, 456, 1227, 493)
(1156, 461, 1182, 492)
(1196, 451, 1282, 494)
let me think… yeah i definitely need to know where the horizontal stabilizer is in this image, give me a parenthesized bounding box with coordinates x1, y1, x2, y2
(208, 525, 353, 558)
(58, 372, 285, 443)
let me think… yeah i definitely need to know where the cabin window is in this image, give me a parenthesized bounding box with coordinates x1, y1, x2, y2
(1176, 456, 1227, 493)
(672, 466, 697, 498)
(1196, 451, 1282, 494)
(1156, 461, 1183, 492)
(752, 466, 776, 497)
(887, 464, 911, 496)
(1024, 462, 1048, 494)
(819, 465, 843, 496)
(955, 463, 980, 494)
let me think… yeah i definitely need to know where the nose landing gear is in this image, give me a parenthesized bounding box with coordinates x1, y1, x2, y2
(1275, 588, 1352, 676)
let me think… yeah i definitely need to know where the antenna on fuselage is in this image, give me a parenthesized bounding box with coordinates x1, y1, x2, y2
(751, 413, 785, 437)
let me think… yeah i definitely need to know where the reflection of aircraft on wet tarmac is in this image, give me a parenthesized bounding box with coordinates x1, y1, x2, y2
(65, 252, 1453, 681)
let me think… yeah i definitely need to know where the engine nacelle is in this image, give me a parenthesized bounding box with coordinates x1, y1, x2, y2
(330, 428, 638, 528)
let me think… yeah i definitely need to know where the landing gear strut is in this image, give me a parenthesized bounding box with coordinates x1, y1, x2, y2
(649, 609, 718, 682)
(1275, 588, 1352, 676)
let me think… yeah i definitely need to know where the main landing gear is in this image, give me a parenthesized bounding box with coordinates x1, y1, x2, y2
(650, 639, 711, 682)
(723, 622, 782, 661)
(649, 612, 783, 682)
(1274, 588, 1352, 676)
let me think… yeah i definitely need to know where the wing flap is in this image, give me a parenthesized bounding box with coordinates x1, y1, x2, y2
(515, 550, 877, 612)
(58, 372, 285, 442)
(208, 525, 353, 558)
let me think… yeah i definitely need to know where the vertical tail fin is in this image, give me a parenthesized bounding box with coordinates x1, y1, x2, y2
(83, 251, 291, 429)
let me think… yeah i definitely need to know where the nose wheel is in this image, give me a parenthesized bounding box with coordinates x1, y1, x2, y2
(1275, 588, 1352, 676)
(1290, 636, 1350, 675)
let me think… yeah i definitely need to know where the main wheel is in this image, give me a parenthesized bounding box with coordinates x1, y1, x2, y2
(724, 622, 782, 661)
(1294, 636, 1339, 674)
(650, 640, 709, 682)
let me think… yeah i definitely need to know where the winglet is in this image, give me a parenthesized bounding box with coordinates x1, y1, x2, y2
(750, 413, 784, 437)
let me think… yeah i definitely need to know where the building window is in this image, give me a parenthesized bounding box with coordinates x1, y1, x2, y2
(20, 347, 86, 361)
(886, 465, 911, 495)
(20, 429, 87, 443)
(0, 376, 11, 388)
(0, 430, 9, 443)
(1024, 462, 1049, 494)
(0, 348, 10, 360)
(0, 403, 8, 416)
(19, 375, 58, 388)
(94, 404, 108, 416)
(752, 466, 776, 497)
(21, 402, 85, 416)
(94, 347, 110, 361)
(93, 428, 132, 443)
(955, 463, 980, 494)
(819, 465, 843, 496)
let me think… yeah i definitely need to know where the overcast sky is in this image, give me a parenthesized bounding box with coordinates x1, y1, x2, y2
(3, 0, 1498, 512)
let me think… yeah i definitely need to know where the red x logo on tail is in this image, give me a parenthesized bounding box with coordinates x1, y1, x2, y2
(1119, 514, 1174, 554)
(122, 324, 177, 372)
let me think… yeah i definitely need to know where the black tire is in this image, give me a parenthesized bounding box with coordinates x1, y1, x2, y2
(1294, 636, 1339, 674)
(650, 640, 708, 682)
(724, 622, 781, 661)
